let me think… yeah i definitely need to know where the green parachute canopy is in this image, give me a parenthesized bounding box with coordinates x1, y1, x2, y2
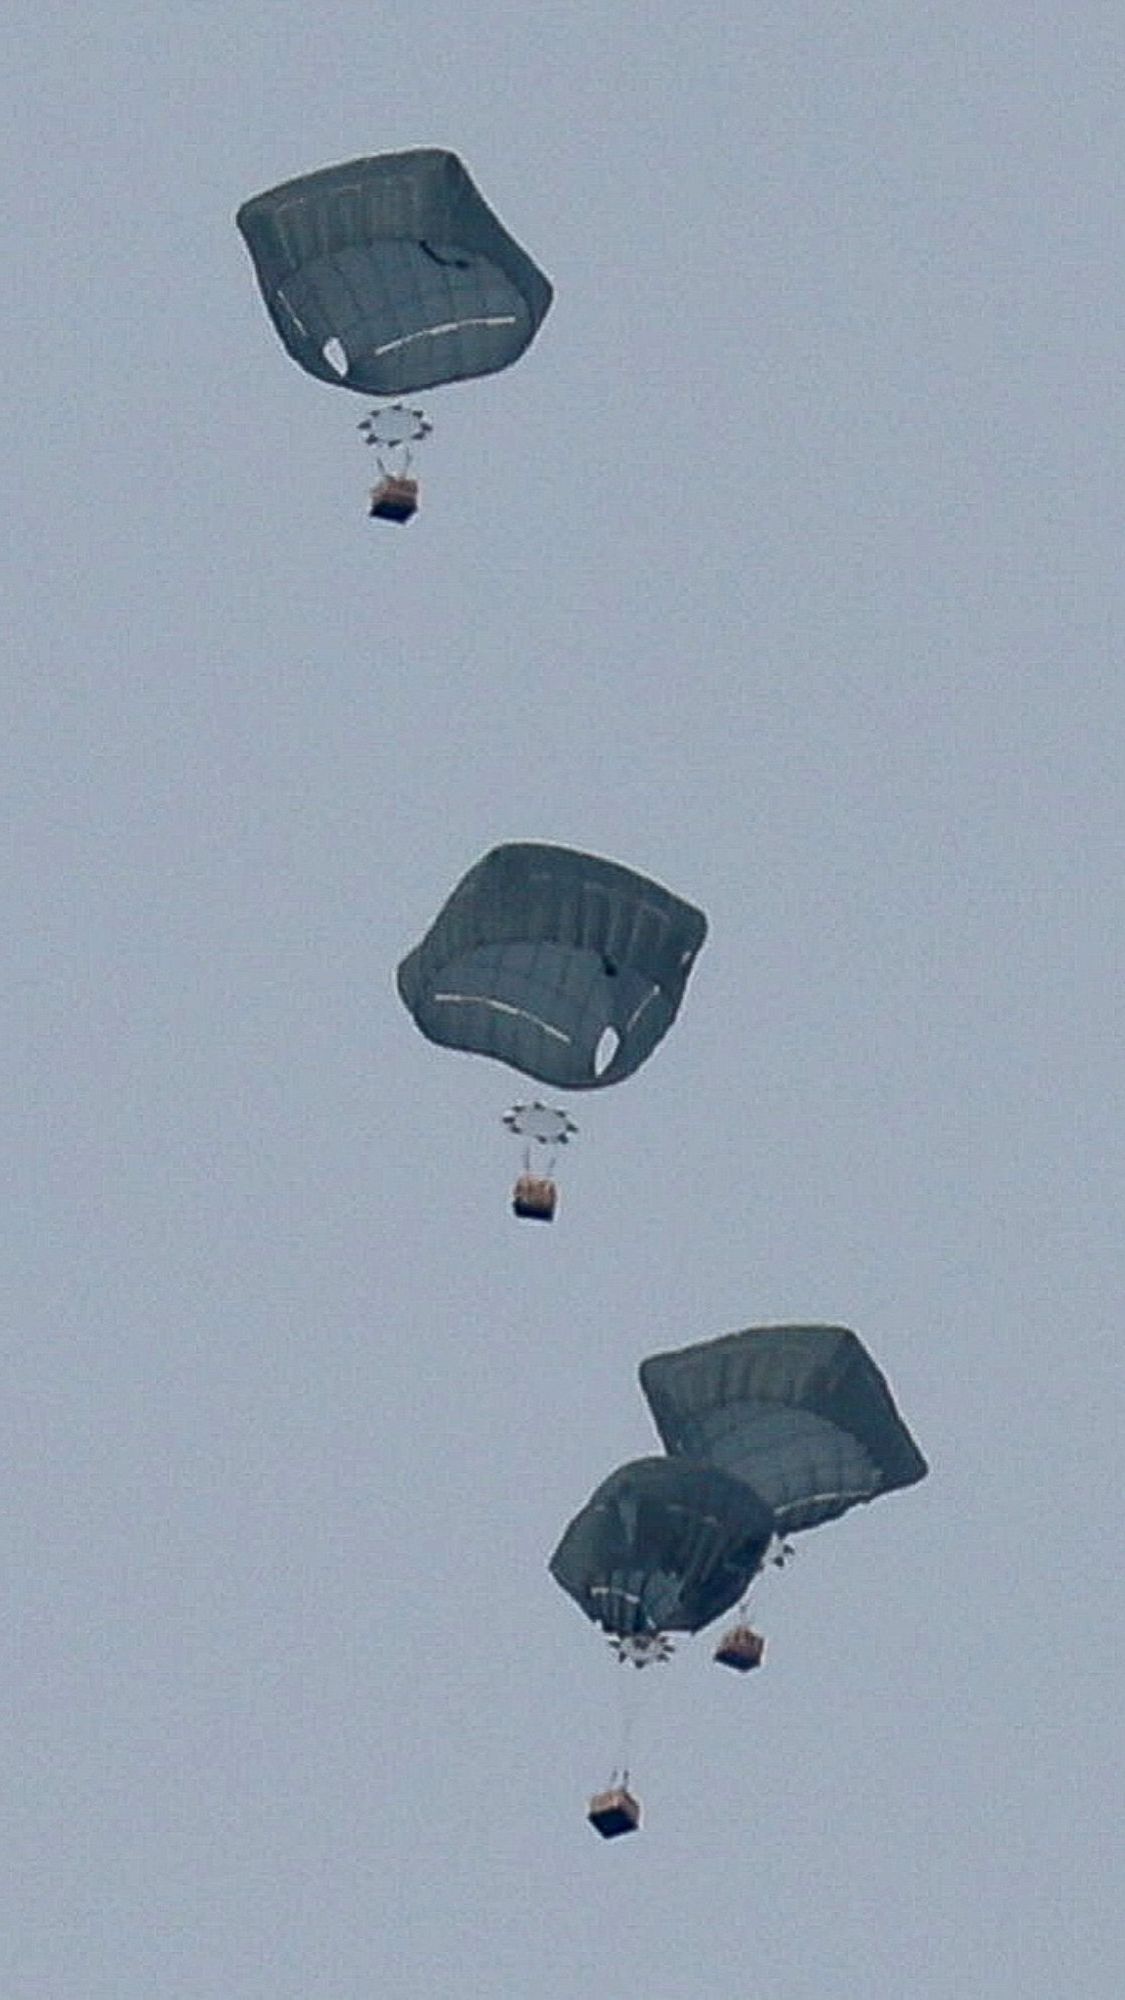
(236, 148, 553, 397)
(549, 1457, 775, 1639)
(639, 1324, 928, 1535)
(397, 844, 708, 1091)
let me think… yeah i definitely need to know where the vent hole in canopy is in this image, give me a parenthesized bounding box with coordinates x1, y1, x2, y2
(594, 1027, 620, 1076)
(322, 337, 349, 378)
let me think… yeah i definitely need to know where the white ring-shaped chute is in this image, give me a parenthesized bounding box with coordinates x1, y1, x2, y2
(357, 402, 433, 449)
(610, 1633, 675, 1669)
(502, 1101, 578, 1147)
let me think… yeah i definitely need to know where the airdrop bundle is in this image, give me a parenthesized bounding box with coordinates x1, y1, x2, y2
(237, 149, 552, 523)
(397, 841, 707, 1224)
(552, 1322, 928, 1835)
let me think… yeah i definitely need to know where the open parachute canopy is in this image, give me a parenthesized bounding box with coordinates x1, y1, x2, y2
(639, 1324, 928, 1535)
(397, 844, 708, 1090)
(236, 148, 553, 397)
(549, 1457, 775, 1641)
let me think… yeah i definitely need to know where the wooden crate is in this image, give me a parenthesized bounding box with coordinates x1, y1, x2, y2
(713, 1625, 766, 1673)
(368, 475, 419, 524)
(587, 1786, 641, 1839)
(512, 1174, 557, 1222)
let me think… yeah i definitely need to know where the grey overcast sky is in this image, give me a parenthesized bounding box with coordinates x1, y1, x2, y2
(3, 3, 1122, 1995)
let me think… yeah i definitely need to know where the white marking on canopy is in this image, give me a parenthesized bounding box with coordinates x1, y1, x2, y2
(372, 314, 518, 357)
(771, 1482, 878, 1522)
(623, 985, 661, 1036)
(431, 992, 571, 1045)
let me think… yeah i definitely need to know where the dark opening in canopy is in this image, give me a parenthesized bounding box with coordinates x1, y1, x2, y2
(639, 1324, 928, 1534)
(236, 148, 553, 396)
(397, 843, 707, 1090)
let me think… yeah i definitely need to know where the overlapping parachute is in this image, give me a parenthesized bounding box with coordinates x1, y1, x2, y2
(550, 1326, 926, 1671)
(639, 1323, 928, 1534)
(549, 1457, 775, 1645)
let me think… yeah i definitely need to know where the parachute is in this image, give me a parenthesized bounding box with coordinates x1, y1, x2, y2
(397, 843, 707, 1091)
(639, 1323, 928, 1535)
(236, 148, 553, 519)
(236, 148, 552, 395)
(548, 1456, 775, 1658)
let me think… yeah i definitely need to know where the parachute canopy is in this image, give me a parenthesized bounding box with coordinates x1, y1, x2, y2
(639, 1324, 928, 1535)
(397, 843, 707, 1091)
(549, 1457, 775, 1639)
(236, 148, 553, 397)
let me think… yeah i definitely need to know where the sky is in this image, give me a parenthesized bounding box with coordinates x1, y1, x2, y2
(3, 3, 1123, 1995)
